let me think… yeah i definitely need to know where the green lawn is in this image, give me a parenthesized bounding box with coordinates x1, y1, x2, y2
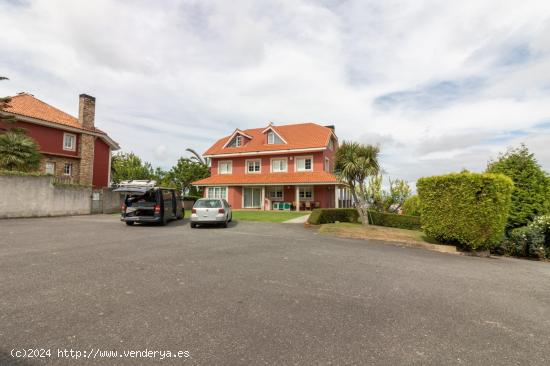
(231, 210, 311, 222)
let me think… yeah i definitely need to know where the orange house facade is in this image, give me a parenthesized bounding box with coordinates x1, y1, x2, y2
(193, 123, 349, 211)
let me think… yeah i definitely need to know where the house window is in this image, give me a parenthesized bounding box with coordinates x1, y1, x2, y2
(235, 135, 242, 147)
(271, 158, 287, 172)
(328, 138, 334, 150)
(45, 162, 55, 175)
(296, 156, 313, 172)
(299, 187, 313, 200)
(207, 187, 227, 199)
(246, 159, 261, 173)
(63, 133, 76, 151)
(268, 186, 283, 201)
(218, 160, 232, 174)
(267, 130, 284, 144)
(325, 157, 330, 172)
(63, 163, 72, 176)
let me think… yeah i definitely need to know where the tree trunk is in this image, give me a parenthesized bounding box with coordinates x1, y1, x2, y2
(351, 186, 369, 226)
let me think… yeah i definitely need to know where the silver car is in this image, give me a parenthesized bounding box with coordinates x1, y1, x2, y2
(190, 198, 233, 228)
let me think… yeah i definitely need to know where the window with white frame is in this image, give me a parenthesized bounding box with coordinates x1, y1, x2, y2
(325, 157, 330, 172)
(63, 133, 76, 151)
(246, 159, 261, 173)
(267, 130, 284, 144)
(235, 135, 242, 147)
(296, 156, 313, 171)
(271, 158, 287, 172)
(45, 162, 55, 175)
(63, 163, 72, 176)
(207, 187, 227, 199)
(299, 187, 313, 200)
(218, 160, 232, 174)
(268, 186, 283, 200)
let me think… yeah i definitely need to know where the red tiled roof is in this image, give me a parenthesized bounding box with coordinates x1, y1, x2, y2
(193, 171, 339, 186)
(2, 93, 105, 134)
(204, 122, 335, 156)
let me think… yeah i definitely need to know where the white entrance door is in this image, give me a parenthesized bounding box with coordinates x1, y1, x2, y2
(243, 187, 262, 208)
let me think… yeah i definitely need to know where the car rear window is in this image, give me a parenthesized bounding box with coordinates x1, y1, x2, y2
(126, 191, 156, 204)
(194, 199, 222, 208)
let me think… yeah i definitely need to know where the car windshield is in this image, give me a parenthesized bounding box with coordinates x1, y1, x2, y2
(194, 199, 222, 208)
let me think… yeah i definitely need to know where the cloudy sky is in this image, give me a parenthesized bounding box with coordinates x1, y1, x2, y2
(1, 0, 549, 185)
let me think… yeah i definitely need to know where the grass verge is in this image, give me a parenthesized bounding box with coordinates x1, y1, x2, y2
(318, 223, 457, 253)
(232, 210, 311, 223)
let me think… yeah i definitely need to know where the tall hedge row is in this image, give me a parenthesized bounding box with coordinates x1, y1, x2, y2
(417, 172, 513, 250)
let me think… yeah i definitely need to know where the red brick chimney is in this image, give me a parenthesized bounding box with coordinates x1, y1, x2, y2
(78, 94, 95, 129)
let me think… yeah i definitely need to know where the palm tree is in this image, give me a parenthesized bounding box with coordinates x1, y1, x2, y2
(334, 141, 380, 225)
(185, 147, 208, 166)
(0, 130, 42, 172)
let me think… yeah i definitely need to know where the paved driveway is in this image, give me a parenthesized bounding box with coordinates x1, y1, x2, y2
(1, 215, 549, 365)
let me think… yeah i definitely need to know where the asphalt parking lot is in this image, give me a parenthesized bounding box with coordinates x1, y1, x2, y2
(1, 215, 550, 365)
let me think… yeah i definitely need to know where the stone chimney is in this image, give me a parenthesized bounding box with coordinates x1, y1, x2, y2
(78, 94, 95, 129)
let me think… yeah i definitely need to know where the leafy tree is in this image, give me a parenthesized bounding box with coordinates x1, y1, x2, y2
(167, 157, 210, 195)
(0, 130, 42, 172)
(110, 152, 155, 185)
(364, 175, 411, 213)
(486, 144, 550, 229)
(334, 141, 380, 225)
(402, 195, 421, 216)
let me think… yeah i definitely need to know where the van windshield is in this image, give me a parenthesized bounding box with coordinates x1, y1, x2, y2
(194, 199, 222, 208)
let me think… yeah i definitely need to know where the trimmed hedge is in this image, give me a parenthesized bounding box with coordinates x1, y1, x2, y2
(417, 172, 514, 251)
(308, 208, 359, 225)
(183, 195, 201, 202)
(402, 195, 421, 216)
(367, 211, 421, 230)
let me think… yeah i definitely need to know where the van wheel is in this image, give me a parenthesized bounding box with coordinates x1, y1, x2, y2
(160, 215, 167, 226)
(177, 210, 184, 220)
(125, 221, 134, 226)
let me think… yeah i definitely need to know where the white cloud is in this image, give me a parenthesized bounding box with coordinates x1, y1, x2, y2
(0, 0, 549, 178)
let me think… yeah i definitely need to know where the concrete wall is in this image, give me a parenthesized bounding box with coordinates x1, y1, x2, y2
(0, 176, 121, 218)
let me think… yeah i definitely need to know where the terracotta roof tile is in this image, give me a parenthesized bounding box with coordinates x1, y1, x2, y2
(1, 93, 104, 134)
(204, 122, 335, 156)
(193, 171, 339, 186)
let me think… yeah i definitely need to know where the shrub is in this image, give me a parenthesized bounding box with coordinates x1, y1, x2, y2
(183, 195, 201, 202)
(367, 210, 421, 230)
(506, 225, 546, 259)
(308, 208, 359, 225)
(401, 195, 421, 216)
(417, 172, 514, 251)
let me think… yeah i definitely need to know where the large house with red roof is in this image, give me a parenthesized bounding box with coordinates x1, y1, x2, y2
(0, 92, 119, 187)
(193, 122, 347, 211)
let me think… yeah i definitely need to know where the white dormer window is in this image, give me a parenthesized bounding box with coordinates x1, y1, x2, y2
(218, 160, 232, 174)
(268, 132, 274, 144)
(235, 135, 242, 147)
(328, 138, 334, 150)
(63, 133, 76, 151)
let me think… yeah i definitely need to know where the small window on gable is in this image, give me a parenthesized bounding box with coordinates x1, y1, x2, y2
(227, 134, 245, 148)
(328, 138, 334, 150)
(267, 130, 284, 144)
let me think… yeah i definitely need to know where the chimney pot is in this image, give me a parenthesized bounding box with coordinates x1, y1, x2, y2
(78, 94, 95, 129)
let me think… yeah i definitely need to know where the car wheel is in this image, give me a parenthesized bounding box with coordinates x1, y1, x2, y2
(125, 221, 134, 226)
(228, 213, 232, 222)
(222, 220, 228, 228)
(190, 223, 196, 228)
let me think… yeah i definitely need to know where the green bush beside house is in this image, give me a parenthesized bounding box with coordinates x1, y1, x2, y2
(417, 172, 514, 251)
(308, 208, 420, 230)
